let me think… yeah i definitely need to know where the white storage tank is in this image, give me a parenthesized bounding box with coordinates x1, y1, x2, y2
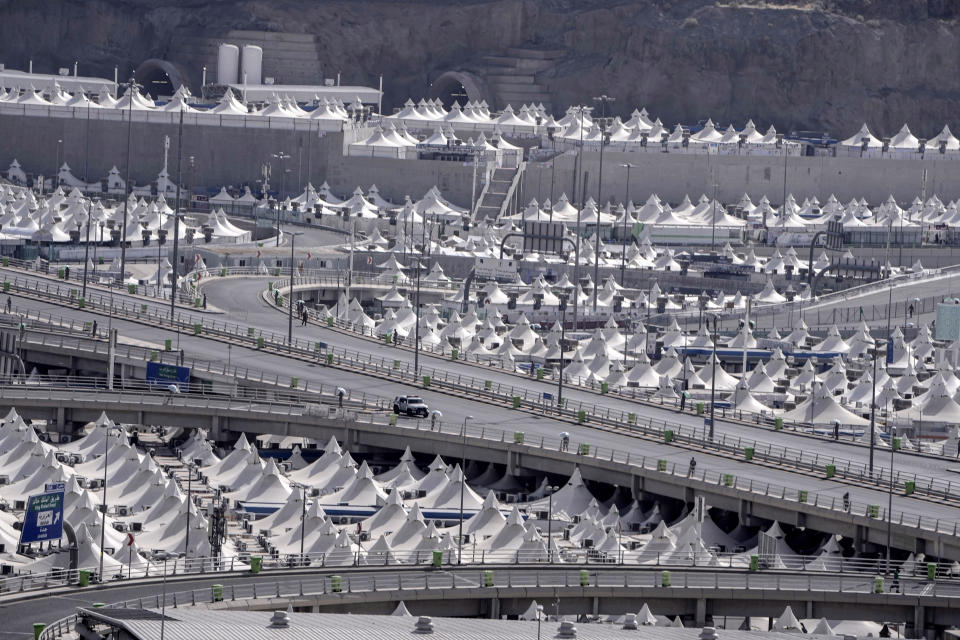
(241, 44, 263, 86)
(217, 43, 240, 85)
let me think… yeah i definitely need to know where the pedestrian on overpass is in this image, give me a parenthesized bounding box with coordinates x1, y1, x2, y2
(842, 491, 850, 513)
(301, 308, 308, 326)
(4, 296, 10, 313)
(688, 457, 697, 477)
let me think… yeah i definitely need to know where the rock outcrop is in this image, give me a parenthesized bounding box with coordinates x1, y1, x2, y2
(1, 0, 958, 136)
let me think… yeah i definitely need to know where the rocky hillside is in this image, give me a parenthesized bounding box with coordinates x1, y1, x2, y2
(1, 0, 958, 137)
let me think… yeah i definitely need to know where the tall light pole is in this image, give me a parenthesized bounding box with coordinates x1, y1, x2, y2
(546, 485, 558, 562)
(169, 109, 185, 321)
(118, 75, 141, 287)
(272, 152, 290, 246)
(710, 182, 719, 252)
(886, 424, 896, 577)
(300, 484, 307, 565)
(98, 425, 113, 581)
(708, 314, 718, 440)
(619, 163, 634, 285)
(457, 415, 473, 564)
(591, 94, 614, 312)
(183, 462, 193, 562)
(413, 256, 423, 379)
(81, 99, 92, 300)
(557, 295, 568, 409)
(288, 231, 304, 347)
(868, 340, 886, 476)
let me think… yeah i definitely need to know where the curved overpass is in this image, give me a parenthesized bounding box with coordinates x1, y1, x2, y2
(16, 565, 960, 639)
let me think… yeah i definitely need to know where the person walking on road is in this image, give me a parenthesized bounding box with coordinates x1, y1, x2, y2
(842, 492, 850, 513)
(688, 457, 697, 477)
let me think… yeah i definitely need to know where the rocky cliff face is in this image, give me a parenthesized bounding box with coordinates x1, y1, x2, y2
(1, 0, 958, 137)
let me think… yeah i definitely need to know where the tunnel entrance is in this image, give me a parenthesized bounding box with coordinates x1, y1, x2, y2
(428, 70, 489, 108)
(134, 59, 190, 100)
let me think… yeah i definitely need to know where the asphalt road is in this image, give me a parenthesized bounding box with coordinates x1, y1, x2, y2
(7, 276, 960, 530)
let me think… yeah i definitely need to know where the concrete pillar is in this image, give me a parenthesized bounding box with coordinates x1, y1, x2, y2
(854, 525, 865, 554)
(630, 474, 644, 500)
(210, 415, 222, 440)
(56, 406, 65, 430)
(505, 450, 517, 476)
(592, 597, 599, 617)
(915, 537, 926, 556)
(344, 428, 355, 450)
(489, 598, 500, 619)
(805, 601, 813, 619)
(910, 604, 925, 639)
(695, 599, 706, 627)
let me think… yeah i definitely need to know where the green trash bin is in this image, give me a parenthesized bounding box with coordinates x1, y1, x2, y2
(451, 348, 459, 360)
(664, 429, 675, 443)
(774, 417, 784, 430)
(384, 332, 393, 344)
(578, 443, 590, 456)
(140, 303, 148, 313)
(212, 584, 223, 602)
(484, 380, 492, 391)
(928, 562, 937, 581)
(257, 337, 265, 349)
(536, 368, 544, 381)
(749, 555, 759, 571)
(327, 317, 334, 327)
(744, 447, 755, 461)
(867, 504, 880, 518)
(2, 281, 8, 292)
(661, 570, 671, 587)
(432, 550, 443, 568)
(268, 281, 273, 291)
(193, 323, 202, 335)
(164, 339, 172, 351)
(825, 464, 836, 479)
(696, 402, 704, 416)
(274, 267, 281, 276)
(512, 396, 521, 409)
(57, 267, 64, 279)
(513, 432, 524, 444)
(250, 556, 262, 573)
(892, 437, 901, 451)
(127, 283, 136, 294)
(248, 327, 255, 337)
(2, 257, 8, 267)
(483, 570, 494, 587)
(68, 289, 77, 299)
(389, 414, 398, 426)
(657, 459, 667, 472)
(330, 575, 342, 592)
(579, 570, 589, 587)
(874, 576, 884, 593)
(326, 353, 334, 365)
(577, 410, 586, 424)
(291, 377, 299, 389)
(33, 623, 45, 640)
(220, 267, 227, 277)
(149, 351, 158, 362)
(78, 297, 85, 309)
(392, 359, 400, 369)
(422, 375, 431, 388)
(78, 569, 90, 587)
(904, 480, 915, 496)
(798, 490, 808, 503)
(628, 412, 637, 424)
(722, 474, 734, 487)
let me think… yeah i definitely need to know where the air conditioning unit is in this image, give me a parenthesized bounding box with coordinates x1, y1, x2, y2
(70, 454, 82, 465)
(310, 489, 320, 497)
(416, 490, 427, 498)
(14, 500, 25, 510)
(87, 479, 101, 489)
(131, 522, 143, 532)
(112, 522, 128, 532)
(358, 532, 370, 542)
(0, 476, 8, 486)
(279, 462, 291, 472)
(116, 506, 129, 517)
(535, 510, 548, 520)
(572, 515, 581, 524)
(562, 529, 570, 540)
(55, 453, 68, 463)
(60, 434, 72, 444)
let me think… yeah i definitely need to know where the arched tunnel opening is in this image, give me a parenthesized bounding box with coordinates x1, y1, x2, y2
(428, 70, 489, 108)
(134, 59, 189, 101)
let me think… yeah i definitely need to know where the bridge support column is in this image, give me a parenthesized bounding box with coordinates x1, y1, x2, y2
(631, 475, 644, 501)
(909, 605, 925, 639)
(806, 601, 813, 619)
(915, 538, 926, 556)
(344, 427, 356, 450)
(738, 499, 757, 526)
(854, 525, 866, 554)
(55, 406, 65, 430)
(488, 598, 500, 619)
(505, 450, 517, 476)
(592, 597, 599, 617)
(210, 415, 223, 440)
(695, 599, 706, 627)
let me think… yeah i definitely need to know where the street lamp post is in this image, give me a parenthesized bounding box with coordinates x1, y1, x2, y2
(868, 340, 886, 476)
(708, 314, 718, 440)
(592, 95, 614, 312)
(413, 256, 423, 379)
(557, 295, 568, 409)
(98, 425, 114, 581)
(886, 425, 896, 577)
(169, 112, 185, 322)
(710, 182, 719, 252)
(118, 76, 141, 287)
(545, 485, 558, 562)
(184, 462, 193, 563)
(457, 415, 473, 564)
(619, 163, 634, 285)
(288, 231, 304, 347)
(272, 152, 290, 247)
(300, 484, 307, 566)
